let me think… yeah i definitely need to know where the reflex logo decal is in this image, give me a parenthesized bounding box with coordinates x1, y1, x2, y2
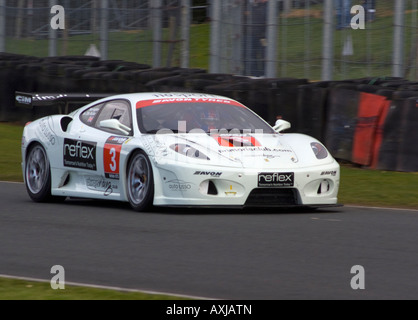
(63, 139, 97, 170)
(104, 136, 129, 179)
(212, 135, 261, 147)
(258, 172, 294, 187)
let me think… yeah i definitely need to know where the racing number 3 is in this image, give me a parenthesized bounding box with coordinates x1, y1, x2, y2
(104, 144, 121, 179)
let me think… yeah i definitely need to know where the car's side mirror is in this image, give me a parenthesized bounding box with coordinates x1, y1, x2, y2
(273, 119, 291, 133)
(100, 119, 131, 135)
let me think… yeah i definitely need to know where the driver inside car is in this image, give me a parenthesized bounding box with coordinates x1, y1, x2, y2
(199, 109, 220, 132)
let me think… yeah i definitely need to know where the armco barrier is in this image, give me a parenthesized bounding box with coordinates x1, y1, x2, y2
(1, 54, 418, 172)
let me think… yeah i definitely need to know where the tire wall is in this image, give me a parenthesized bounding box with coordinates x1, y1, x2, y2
(376, 97, 418, 172)
(324, 84, 360, 162)
(1, 54, 417, 172)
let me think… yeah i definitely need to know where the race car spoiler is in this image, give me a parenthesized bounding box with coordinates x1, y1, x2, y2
(15, 92, 114, 113)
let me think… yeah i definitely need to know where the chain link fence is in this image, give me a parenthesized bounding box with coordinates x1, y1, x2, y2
(210, 0, 418, 81)
(0, 0, 202, 68)
(1, 0, 418, 80)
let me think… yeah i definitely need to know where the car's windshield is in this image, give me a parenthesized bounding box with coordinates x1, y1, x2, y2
(136, 100, 275, 134)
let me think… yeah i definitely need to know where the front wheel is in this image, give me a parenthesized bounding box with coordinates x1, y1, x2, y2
(126, 150, 154, 212)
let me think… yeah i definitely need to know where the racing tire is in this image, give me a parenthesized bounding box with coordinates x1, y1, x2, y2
(25, 143, 56, 202)
(126, 150, 154, 212)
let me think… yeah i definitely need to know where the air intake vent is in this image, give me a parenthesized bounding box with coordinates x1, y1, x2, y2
(208, 180, 218, 195)
(245, 188, 298, 206)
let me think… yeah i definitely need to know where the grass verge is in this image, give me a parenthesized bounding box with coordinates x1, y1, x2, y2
(339, 165, 418, 209)
(0, 123, 23, 182)
(0, 277, 190, 300)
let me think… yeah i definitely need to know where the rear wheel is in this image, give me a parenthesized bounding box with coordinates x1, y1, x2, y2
(25, 143, 53, 202)
(126, 150, 154, 212)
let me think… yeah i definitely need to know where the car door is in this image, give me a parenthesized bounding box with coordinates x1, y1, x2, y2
(71, 99, 133, 198)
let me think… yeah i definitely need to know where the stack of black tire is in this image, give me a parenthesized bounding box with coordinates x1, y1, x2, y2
(1, 53, 417, 172)
(306, 77, 418, 172)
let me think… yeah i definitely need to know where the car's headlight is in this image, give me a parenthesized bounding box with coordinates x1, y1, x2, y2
(170, 144, 210, 160)
(311, 142, 328, 159)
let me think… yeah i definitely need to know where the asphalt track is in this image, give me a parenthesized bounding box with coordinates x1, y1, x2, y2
(1, 181, 418, 300)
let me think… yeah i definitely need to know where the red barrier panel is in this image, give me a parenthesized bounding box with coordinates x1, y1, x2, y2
(352, 92, 391, 166)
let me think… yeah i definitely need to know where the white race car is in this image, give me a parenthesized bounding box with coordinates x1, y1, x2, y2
(21, 92, 340, 211)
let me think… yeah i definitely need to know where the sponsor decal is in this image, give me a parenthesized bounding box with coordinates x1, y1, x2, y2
(152, 93, 223, 99)
(106, 136, 129, 145)
(212, 135, 261, 147)
(16, 94, 32, 105)
(103, 136, 128, 179)
(63, 139, 97, 171)
(166, 179, 193, 192)
(136, 98, 245, 109)
(258, 172, 294, 187)
(82, 107, 101, 123)
(218, 146, 293, 154)
(86, 176, 117, 196)
(38, 118, 56, 145)
(194, 171, 222, 177)
(34, 95, 62, 102)
(321, 171, 337, 176)
(142, 136, 155, 157)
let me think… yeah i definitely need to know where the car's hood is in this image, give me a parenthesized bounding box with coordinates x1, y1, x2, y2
(153, 133, 307, 169)
(209, 133, 299, 169)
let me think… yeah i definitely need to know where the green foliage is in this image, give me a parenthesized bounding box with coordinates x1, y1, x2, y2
(0, 123, 23, 182)
(339, 165, 418, 209)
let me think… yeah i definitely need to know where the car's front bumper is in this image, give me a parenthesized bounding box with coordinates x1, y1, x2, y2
(151, 160, 340, 208)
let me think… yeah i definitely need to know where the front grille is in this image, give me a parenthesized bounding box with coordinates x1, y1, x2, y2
(245, 188, 299, 207)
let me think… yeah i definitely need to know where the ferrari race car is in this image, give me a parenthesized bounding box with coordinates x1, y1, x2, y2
(20, 92, 340, 211)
